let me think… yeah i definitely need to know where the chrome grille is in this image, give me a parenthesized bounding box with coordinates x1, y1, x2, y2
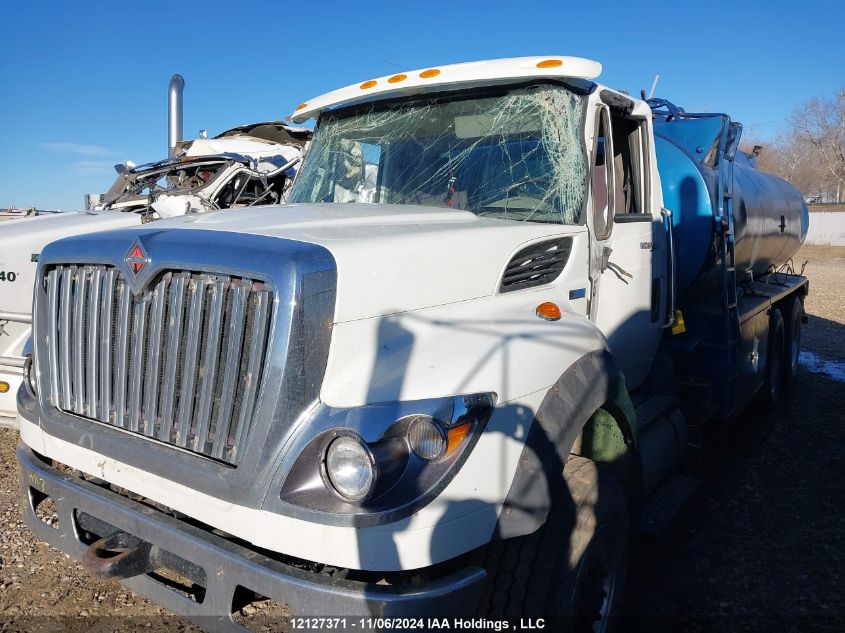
(44, 265, 273, 464)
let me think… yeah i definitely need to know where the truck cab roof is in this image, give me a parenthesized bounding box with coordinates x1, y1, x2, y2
(289, 55, 603, 123)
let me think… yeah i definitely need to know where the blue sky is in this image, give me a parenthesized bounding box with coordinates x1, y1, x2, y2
(1, 0, 842, 210)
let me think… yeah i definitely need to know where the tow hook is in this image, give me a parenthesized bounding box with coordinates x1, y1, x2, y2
(82, 531, 153, 579)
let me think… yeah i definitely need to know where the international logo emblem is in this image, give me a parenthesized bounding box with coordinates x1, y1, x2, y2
(125, 240, 149, 275)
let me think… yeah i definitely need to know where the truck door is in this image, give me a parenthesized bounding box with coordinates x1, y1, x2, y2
(588, 103, 663, 389)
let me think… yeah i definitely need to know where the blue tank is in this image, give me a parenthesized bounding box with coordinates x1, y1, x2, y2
(653, 112, 809, 298)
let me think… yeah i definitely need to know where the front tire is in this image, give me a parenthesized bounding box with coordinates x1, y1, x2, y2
(478, 456, 629, 632)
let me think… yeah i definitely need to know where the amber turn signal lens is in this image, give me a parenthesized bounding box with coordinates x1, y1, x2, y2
(446, 422, 472, 455)
(0, 381, 9, 393)
(536, 59, 563, 68)
(359, 80, 377, 89)
(419, 69, 441, 78)
(536, 302, 562, 321)
(388, 74, 407, 83)
(294, 103, 308, 111)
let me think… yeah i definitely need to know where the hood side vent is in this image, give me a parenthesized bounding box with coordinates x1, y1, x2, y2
(500, 237, 573, 293)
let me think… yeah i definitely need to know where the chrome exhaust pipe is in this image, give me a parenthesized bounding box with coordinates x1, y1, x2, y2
(167, 74, 185, 157)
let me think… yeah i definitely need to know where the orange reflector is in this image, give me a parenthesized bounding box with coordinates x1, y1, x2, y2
(536, 59, 563, 68)
(0, 382, 9, 394)
(388, 74, 407, 83)
(536, 302, 562, 321)
(446, 422, 472, 455)
(360, 80, 377, 89)
(294, 103, 308, 111)
(419, 68, 441, 78)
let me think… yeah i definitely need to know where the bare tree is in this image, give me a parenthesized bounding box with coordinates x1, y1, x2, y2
(789, 88, 845, 201)
(743, 87, 845, 202)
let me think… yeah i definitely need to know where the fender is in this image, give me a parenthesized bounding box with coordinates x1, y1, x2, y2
(494, 349, 637, 539)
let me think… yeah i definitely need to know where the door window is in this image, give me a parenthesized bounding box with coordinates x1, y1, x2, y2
(609, 112, 648, 216)
(592, 107, 614, 239)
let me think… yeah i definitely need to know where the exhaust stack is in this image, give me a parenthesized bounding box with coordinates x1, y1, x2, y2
(167, 74, 185, 157)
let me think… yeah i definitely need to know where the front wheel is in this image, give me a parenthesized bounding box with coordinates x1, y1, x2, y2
(477, 456, 629, 632)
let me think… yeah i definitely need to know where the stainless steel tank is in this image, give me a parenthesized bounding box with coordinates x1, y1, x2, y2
(654, 114, 809, 298)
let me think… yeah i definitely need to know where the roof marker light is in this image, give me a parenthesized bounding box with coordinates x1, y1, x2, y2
(295, 103, 308, 111)
(360, 80, 377, 90)
(536, 302, 562, 321)
(419, 68, 441, 78)
(536, 59, 563, 68)
(388, 74, 407, 83)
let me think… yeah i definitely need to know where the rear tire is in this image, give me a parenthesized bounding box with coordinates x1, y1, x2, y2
(477, 456, 629, 632)
(762, 308, 785, 408)
(783, 297, 803, 387)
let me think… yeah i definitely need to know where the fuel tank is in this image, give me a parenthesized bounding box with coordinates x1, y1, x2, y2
(654, 115, 809, 298)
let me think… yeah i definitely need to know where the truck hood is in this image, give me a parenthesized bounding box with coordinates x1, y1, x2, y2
(0, 210, 140, 313)
(144, 203, 584, 322)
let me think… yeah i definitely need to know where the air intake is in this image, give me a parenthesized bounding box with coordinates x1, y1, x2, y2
(500, 238, 572, 293)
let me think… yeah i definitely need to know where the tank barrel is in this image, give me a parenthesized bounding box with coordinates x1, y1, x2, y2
(167, 74, 185, 158)
(651, 100, 808, 298)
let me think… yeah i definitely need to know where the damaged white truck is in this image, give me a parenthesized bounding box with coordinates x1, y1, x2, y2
(92, 120, 309, 218)
(17, 56, 808, 630)
(0, 111, 309, 421)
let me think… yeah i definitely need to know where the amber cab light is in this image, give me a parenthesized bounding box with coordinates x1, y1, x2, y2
(536, 302, 562, 321)
(446, 422, 472, 455)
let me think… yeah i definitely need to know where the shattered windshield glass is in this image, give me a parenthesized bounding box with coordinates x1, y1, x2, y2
(289, 83, 587, 224)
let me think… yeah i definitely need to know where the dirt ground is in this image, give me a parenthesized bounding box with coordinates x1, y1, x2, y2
(624, 245, 845, 632)
(1, 245, 843, 632)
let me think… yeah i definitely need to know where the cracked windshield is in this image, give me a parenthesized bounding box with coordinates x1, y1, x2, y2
(289, 84, 587, 224)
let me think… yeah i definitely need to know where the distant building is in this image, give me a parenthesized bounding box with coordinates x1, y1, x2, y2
(0, 207, 62, 221)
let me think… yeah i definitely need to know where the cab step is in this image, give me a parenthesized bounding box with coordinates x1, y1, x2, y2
(638, 472, 699, 535)
(633, 394, 677, 431)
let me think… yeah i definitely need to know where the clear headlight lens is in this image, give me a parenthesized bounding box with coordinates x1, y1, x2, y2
(407, 415, 446, 460)
(24, 355, 37, 396)
(325, 435, 375, 501)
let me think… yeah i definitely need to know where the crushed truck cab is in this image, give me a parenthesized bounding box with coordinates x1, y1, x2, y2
(17, 56, 809, 630)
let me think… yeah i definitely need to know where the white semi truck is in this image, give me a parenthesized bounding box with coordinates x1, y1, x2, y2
(17, 57, 808, 630)
(0, 120, 310, 421)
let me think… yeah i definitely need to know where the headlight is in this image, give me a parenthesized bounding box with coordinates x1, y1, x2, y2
(325, 435, 375, 501)
(278, 392, 496, 522)
(407, 415, 446, 460)
(23, 355, 37, 397)
(21, 336, 36, 397)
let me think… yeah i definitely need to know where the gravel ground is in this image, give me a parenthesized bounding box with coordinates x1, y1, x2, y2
(1, 245, 843, 632)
